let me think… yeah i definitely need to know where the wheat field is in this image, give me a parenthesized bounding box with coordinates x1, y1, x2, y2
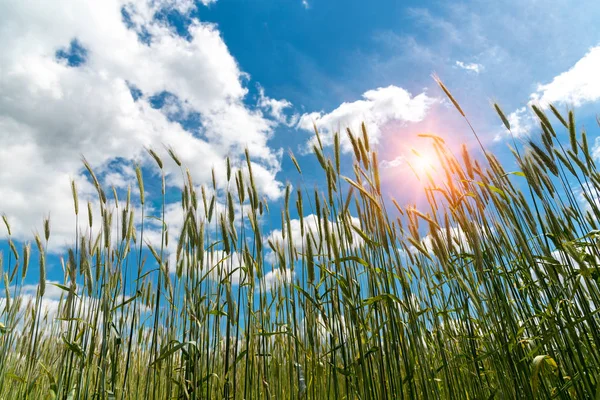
(1, 81, 600, 399)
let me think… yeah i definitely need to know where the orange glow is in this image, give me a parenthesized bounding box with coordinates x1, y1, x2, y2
(410, 149, 437, 173)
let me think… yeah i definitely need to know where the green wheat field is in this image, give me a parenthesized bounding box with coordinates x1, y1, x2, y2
(2, 82, 600, 399)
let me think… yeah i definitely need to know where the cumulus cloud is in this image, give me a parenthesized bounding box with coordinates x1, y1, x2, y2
(264, 213, 363, 267)
(0, 279, 151, 341)
(261, 268, 294, 291)
(455, 61, 483, 74)
(500, 45, 600, 140)
(530, 45, 600, 107)
(0, 0, 288, 249)
(296, 85, 437, 152)
(419, 226, 471, 254)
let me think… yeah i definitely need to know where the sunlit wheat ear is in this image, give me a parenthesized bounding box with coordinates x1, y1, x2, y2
(541, 123, 554, 152)
(288, 150, 302, 175)
(21, 243, 30, 280)
(34, 233, 46, 297)
(70, 179, 79, 216)
(166, 145, 182, 167)
(548, 103, 568, 128)
(43, 216, 50, 242)
(361, 122, 370, 152)
(87, 201, 93, 228)
(211, 167, 217, 191)
(65, 248, 76, 284)
(3, 273, 10, 312)
(305, 233, 315, 284)
(347, 128, 361, 163)
(433, 74, 465, 117)
(529, 141, 558, 176)
(358, 138, 369, 170)
(236, 169, 245, 203)
(333, 132, 341, 174)
(554, 149, 577, 176)
(147, 147, 163, 170)
(372, 152, 381, 195)
(568, 110, 578, 155)
(493, 103, 511, 131)
(461, 144, 474, 180)
(313, 122, 323, 150)
(111, 186, 119, 209)
(531, 104, 556, 137)
(2, 214, 10, 236)
(82, 157, 99, 188)
(580, 128, 589, 157)
(121, 207, 128, 240)
(295, 189, 304, 237)
(313, 144, 327, 170)
(226, 157, 232, 182)
(103, 211, 112, 249)
(227, 191, 235, 225)
(135, 164, 145, 205)
(207, 195, 215, 222)
(245, 148, 259, 210)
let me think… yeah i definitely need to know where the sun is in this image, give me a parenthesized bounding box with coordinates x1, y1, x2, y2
(412, 151, 436, 172)
(409, 148, 438, 173)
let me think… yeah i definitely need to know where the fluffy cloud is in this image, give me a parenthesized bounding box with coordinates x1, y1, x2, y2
(296, 85, 437, 152)
(500, 45, 600, 139)
(530, 46, 600, 107)
(264, 213, 363, 266)
(261, 268, 294, 291)
(257, 85, 298, 126)
(0, 0, 287, 248)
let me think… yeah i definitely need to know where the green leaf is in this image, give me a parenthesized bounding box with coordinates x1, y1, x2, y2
(473, 181, 508, 200)
(151, 341, 196, 367)
(532, 355, 558, 393)
(111, 292, 139, 312)
(337, 256, 369, 267)
(350, 224, 381, 248)
(208, 309, 227, 317)
(5, 372, 25, 383)
(49, 282, 74, 293)
(362, 294, 401, 307)
(62, 335, 85, 360)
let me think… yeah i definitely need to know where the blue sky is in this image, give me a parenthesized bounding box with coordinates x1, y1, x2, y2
(1, 0, 600, 293)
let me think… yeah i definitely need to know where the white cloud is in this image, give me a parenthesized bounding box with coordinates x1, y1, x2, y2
(495, 106, 532, 140)
(257, 85, 297, 126)
(0, 0, 286, 249)
(264, 213, 363, 266)
(1, 280, 150, 340)
(500, 45, 600, 140)
(301, 0, 310, 9)
(261, 268, 294, 291)
(455, 60, 483, 74)
(419, 226, 471, 254)
(380, 155, 405, 169)
(530, 45, 600, 107)
(202, 250, 245, 285)
(296, 85, 437, 152)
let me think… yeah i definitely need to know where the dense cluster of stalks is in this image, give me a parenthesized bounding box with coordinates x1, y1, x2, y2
(1, 83, 600, 399)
